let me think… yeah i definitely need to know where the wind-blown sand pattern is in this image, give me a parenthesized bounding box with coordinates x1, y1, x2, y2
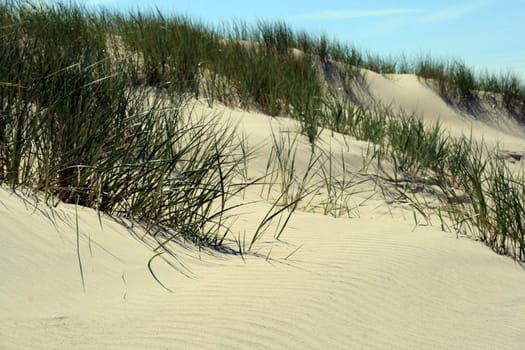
(2, 70, 525, 349)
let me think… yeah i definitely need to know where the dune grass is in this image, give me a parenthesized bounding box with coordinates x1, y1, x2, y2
(387, 114, 450, 176)
(71, 3, 525, 122)
(413, 56, 525, 114)
(113, 13, 324, 121)
(1, 0, 524, 261)
(434, 140, 525, 260)
(0, 1, 295, 251)
(99, 6, 525, 131)
(386, 122, 525, 261)
(318, 93, 525, 261)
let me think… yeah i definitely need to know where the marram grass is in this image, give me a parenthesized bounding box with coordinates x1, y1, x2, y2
(1, 0, 524, 261)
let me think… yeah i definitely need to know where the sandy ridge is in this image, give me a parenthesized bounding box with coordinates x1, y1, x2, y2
(2, 70, 525, 349)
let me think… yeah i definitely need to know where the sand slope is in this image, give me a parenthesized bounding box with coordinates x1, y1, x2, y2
(2, 72, 525, 349)
(2, 186, 525, 349)
(356, 70, 525, 150)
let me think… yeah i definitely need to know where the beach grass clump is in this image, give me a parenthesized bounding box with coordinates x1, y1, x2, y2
(433, 141, 525, 260)
(322, 95, 388, 145)
(444, 140, 489, 233)
(449, 60, 477, 102)
(256, 20, 295, 56)
(17, 1, 107, 59)
(414, 57, 475, 103)
(386, 124, 525, 261)
(387, 115, 450, 176)
(363, 53, 398, 75)
(350, 105, 389, 145)
(320, 93, 525, 261)
(216, 22, 324, 119)
(500, 74, 525, 113)
(322, 94, 353, 135)
(0, 0, 264, 249)
(413, 56, 525, 114)
(485, 157, 525, 259)
(1, 1, 125, 202)
(114, 10, 217, 91)
(115, 14, 324, 123)
(479, 71, 525, 118)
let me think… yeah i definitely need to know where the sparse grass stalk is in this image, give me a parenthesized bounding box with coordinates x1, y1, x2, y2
(318, 145, 369, 218)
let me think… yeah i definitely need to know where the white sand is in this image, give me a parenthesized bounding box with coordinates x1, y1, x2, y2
(357, 70, 525, 148)
(2, 71, 525, 349)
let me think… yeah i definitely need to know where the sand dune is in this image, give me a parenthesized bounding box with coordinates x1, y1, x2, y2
(356, 70, 525, 145)
(2, 71, 525, 349)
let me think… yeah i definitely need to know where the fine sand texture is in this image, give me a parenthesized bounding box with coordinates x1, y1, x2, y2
(2, 71, 525, 349)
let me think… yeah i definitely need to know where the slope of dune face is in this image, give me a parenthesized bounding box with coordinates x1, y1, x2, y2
(2, 70, 525, 350)
(362, 71, 525, 148)
(2, 185, 525, 350)
(321, 64, 525, 151)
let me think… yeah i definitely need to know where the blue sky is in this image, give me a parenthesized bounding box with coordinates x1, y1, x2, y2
(81, 0, 524, 76)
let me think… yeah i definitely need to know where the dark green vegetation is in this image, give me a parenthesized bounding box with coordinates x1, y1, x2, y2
(0, 1, 260, 248)
(1, 1, 524, 260)
(113, 15, 323, 120)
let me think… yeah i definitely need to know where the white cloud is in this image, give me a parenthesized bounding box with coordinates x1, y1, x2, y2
(295, 9, 422, 21)
(423, 3, 483, 22)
